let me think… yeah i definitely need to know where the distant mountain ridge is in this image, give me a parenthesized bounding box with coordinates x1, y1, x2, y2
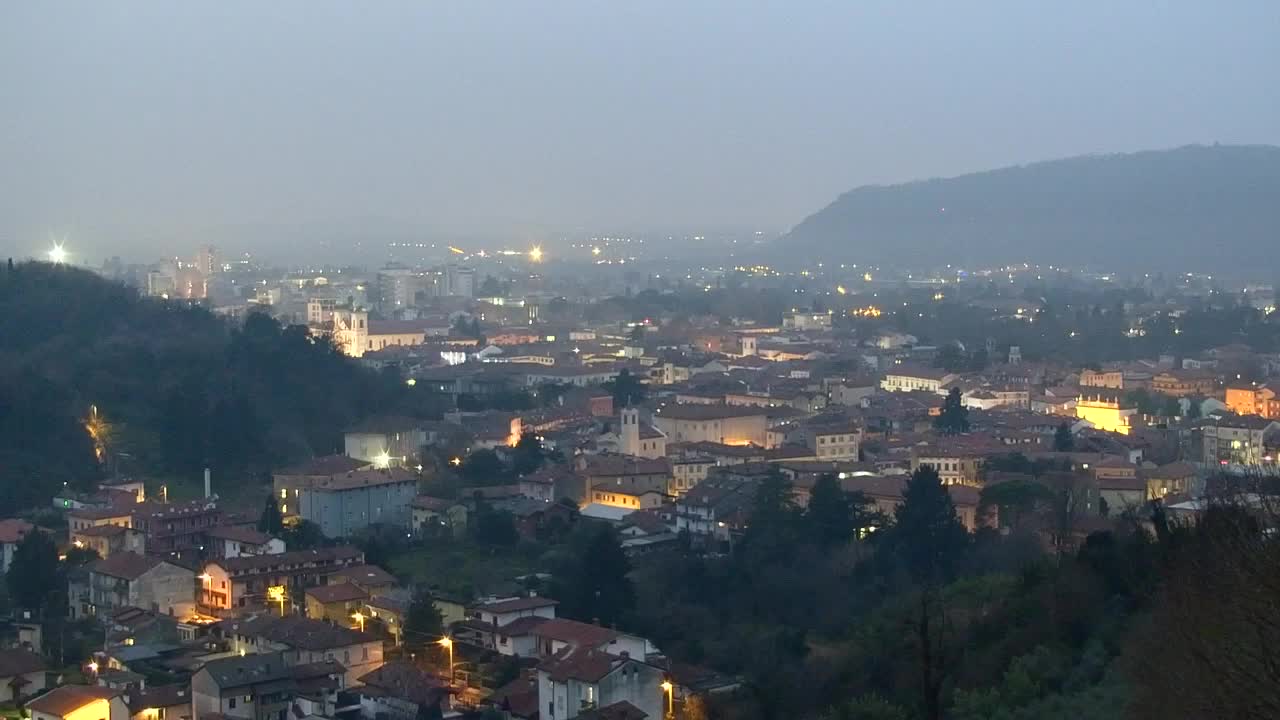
(780, 145, 1280, 274)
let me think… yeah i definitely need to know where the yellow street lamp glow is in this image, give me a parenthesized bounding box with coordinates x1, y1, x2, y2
(528, 246, 543, 262)
(406, 378, 417, 387)
(449, 456, 462, 467)
(439, 636, 454, 683)
(836, 285, 847, 295)
(661, 680, 674, 717)
(592, 246, 602, 256)
(352, 611, 366, 632)
(87, 661, 99, 674)
(48, 244, 68, 264)
(373, 451, 392, 469)
(267, 585, 287, 615)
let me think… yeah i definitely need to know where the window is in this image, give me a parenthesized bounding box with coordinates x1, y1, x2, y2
(281, 503, 287, 514)
(280, 488, 287, 499)
(229, 699, 237, 710)
(344, 650, 350, 664)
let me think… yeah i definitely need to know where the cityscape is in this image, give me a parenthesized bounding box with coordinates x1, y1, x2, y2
(3, 4, 1280, 720)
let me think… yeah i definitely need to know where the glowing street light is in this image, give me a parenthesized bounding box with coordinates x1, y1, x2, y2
(660, 680, 674, 718)
(87, 660, 99, 676)
(449, 456, 463, 467)
(373, 451, 392, 469)
(438, 636, 454, 683)
(266, 585, 287, 616)
(351, 611, 366, 632)
(591, 246, 602, 256)
(198, 573, 212, 605)
(528, 246, 544, 263)
(48, 244, 68, 264)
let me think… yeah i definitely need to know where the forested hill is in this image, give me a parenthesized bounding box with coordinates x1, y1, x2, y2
(780, 144, 1280, 273)
(0, 262, 434, 515)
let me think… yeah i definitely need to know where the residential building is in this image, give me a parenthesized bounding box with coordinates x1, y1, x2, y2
(272, 455, 371, 524)
(0, 519, 35, 572)
(670, 456, 716, 496)
(191, 652, 345, 720)
(204, 526, 285, 559)
(130, 500, 223, 555)
(782, 311, 833, 331)
(343, 416, 429, 467)
(1151, 370, 1217, 398)
(71, 524, 146, 559)
(410, 496, 468, 538)
(880, 366, 958, 394)
(81, 552, 194, 619)
(1224, 385, 1280, 419)
(304, 583, 369, 626)
(27, 685, 129, 720)
(200, 546, 364, 613)
(653, 404, 769, 447)
(0, 648, 46, 703)
(356, 661, 449, 720)
(577, 455, 672, 508)
(674, 475, 758, 546)
(1142, 461, 1197, 500)
(295, 468, 418, 538)
(1202, 415, 1280, 466)
(226, 614, 384, 686)
(537, 641, 664, 720)
(126, 684, 191, 720)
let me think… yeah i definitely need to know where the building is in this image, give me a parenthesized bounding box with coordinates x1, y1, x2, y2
(1202, 415, 1280, 466)
(27, 685, 129, 720)
(200, 546, 364, 613)
(670, 455, 716, 496)
(674, 475, 758, 546)
(304, 583, 369, 626)
(0, 648, 46, 703)
(130, 500, 223, 555)
(798, 421, 862, 460)
(1079, 369, 1125, 390)
(80, 552, 194, 619)
(1076, 392, 1136, 435)
(204, 526, 285, 559)
(355, 661, 449, 720)
(1151, 370, 1217, 398)
(295, 467, 418, 538)
(126, 684, 191, 720)
(343, 416, 429, 467)
(909, 446, 985, 487)
(410, 496, 468, 538)
(782, 311, 833, 331)
(0, 519, 35, 572)
(1142, 461, 1197, 500)
(191, 652, 345, 720)
(614, 408, 667, 459)
(880, 366, 958, 394)
(1224, 385, 1279, 419)
(227, 614, 384, 686)
(537, 637, 664, 720)
(578, 456, 672, 508)
(71, 524, 146, 559)
(446, 265, 475, 298)
(653, 404, 769, 447)
(272, 455, 371, 524)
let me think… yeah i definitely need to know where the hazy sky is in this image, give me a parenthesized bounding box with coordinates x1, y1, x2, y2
(2, 2, 1278, 261)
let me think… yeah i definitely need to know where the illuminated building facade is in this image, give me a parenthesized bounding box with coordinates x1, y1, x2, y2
(1076, 392, 1136, 435)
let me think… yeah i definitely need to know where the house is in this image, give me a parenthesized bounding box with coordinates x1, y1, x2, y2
(104, 606, 181, 647)
(0, 648, 46, 703)
(880, 365, 958, 394)
(674, 476, 758, 546)
(295, 468, 418, 538)
(1076, 392, 1136, 435)
(1224, 384, 1280, 419)
(578, 456, 672, 508)
(487, 669, 540, 720)
(507, 499, 578, 541)
(537, 647, 664, 720)
(226, 614, 384, 686)
(1151, 370, 1217, 398)
(66, 507, 133, 535)
(1142, 461, 1197, 501)
(652, 404, 769, 447)
(200, 546, 364, 613)
(80, 552, 194, 619)
(130, 500, 223, 555)
(325, 564, 399, 597)
(27, 685, 129, 720)
(272, 455, 371, 524)
(410, 496, 468, 538)
(0, 519, 35, 572)
(455, 596, 559, 656)
(1096, 476, 1148, 516)
(669, 456, 716, 496)
(72, 525, 146, 559)
(190, 651, 345, 720)
(356, 661, 449, 720)
(204, 526, 284, 559)
(796, 420, 862, 460)
(126, 684, 191, 720)
(304, 583, 369, 625)
(1202, 415, 1280, 466)
(343, 416, 429, 468)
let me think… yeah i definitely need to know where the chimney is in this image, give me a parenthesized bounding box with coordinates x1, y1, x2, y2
(204, 468, 211, 499)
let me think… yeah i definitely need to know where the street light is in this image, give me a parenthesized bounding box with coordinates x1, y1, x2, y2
(87, 661, 99, 676)
(267, 585, 287, 616)
(438, 636, 454, 683)
(660, 680, 674, 718)
(528, 246, 543, 263)
(48, 244, 68, 264)
(198, 573, 212, 607)
(351, 611, 365, 632)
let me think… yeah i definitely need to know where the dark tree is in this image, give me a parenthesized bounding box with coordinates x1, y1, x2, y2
(886, 466, 969, 584)
(511, 432, 546, 476)
(284, 520, 326, 550)
(63, 545, 102, 567)
(741, 469, 802, 560)
(555, 524, 635, 627)
(403, 588, 445, 656)
(7, 530, 61, 610)
(807, 474, 854, 547)
(1053, 422, 1074, 452)
(934, 344, 965, 372)
(472, 505, 519, 546)
(460, 449, 510, 486)
(608, 368, 647, 407)
(934, 388, 970, 435)
(258, 496, 284, 534)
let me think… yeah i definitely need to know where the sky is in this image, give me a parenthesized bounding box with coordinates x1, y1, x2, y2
(2, 1, 1278, 262)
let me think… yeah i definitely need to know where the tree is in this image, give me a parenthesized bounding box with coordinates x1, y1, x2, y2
(479, 275, 504, 298)
(1186, 398, 1203, 419)
(64, 545, 101, 567)
(980, 479, 1053, 530)
(934, 387, 970, 435)
(7, 530, 60, 610)
(258, 496, 284, 534)
(935, 344, 965, 373)
(628, 325, 645, 344)
(1161, 396, 1182, 418)
(511, 432, 546, 476)
(556, 525, 634, 627)
(472, 504, 519, 546)
(886, 466, 969, 584)
(807, 474, 854, 547)
(741, 469, 802, 561)
(283, 520, 325, 550)
(609, 368, 647, 407)
(403, 588, 445, 656)
(1054, 422, 1074, 452)
(460, 449, 510, 486)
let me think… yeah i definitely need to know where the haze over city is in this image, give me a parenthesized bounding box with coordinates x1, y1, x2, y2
(3, 1, 1279, 263)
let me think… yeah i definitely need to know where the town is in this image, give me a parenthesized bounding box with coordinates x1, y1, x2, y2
(1, 244, 1278, 720)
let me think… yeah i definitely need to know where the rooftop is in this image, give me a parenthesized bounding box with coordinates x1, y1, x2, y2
(0, 518, 34, 544)
(313, 467, 417, 491)
(0, 648, 45, 678)
(27, 685, 121, 716)
(654, 403, 767, 421)
(213, 546, 362, 574)
(90, 552, 165, 581)
(276, 455, 370, 477)
(304, 582, 369, 604)
(473, 596, 559, 614)
(205, 525, 275, 545)
(234, 615, 373, 651)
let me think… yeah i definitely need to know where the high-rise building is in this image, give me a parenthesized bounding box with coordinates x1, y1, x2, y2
(195, 245, 218, 275)
(377, 265, 419, 310)
(446, 265, 475, 298)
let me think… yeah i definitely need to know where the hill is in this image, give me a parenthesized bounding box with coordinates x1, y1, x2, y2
(0, 262, 442, 515)
(780, 144, 1280, 273)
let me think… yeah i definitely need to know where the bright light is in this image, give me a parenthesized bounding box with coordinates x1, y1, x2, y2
(198, 573, 212, 583)
(528, 246, 544, 262)
(373, 451, 392, 469)
(836, 285, 847, 295)
(661, 681, 673, 693)
(48, 244, 68, 264)
(438, 636, 452, 648)
(592, 246, 602, 256)
(450, 456, 463, 467)
(87, 661, 98, 674)
(406, 378, 417, 387)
